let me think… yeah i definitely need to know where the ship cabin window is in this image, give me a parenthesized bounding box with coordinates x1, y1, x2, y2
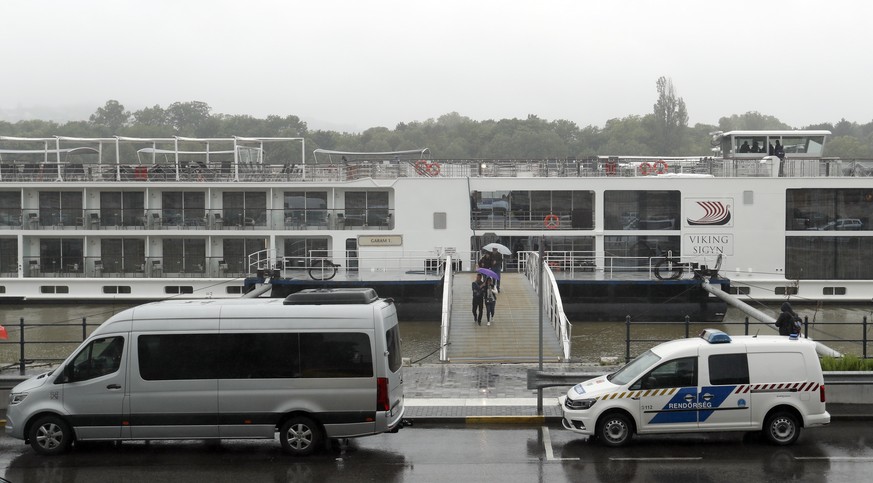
(733, 136, 768, 155)
(164, 286, 194, 294)
(40, 285, 70, 294)
(284, 191, 328, 227)
(283, 237, 329, 269)
(728, 286, 751, 295)
(100, 192, 145, 227)
(39, 238, 83, 275)
(604, 235, 681, 271)
(344, 191, 390, 227)
(38, 191, 83, 227)
(823, 287, 846, 295)
(102, 286, 132, 294)
(0, 192, 21, 227)
(162, 192, 206, 227)
(100, 239, 145, 275)
(162, 239, 205, 274)
(226, 286, 244, 294)
(224, 191, 267, 228)
(786, 236, 873, 280)
(786, 189, 870, 231)
(604, 191, 680, 230)
(471, 190, 593, 230)
(223, 238, 267, 274)
(0, 238, 17, 275)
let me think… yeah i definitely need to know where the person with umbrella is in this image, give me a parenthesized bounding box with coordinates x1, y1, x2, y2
(490, 247, 504, 292)
(484, 277, 498, 326)
(471, 273, 486, 326)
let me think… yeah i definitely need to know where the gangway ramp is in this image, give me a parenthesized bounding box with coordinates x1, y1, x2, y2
(446, 272, 563, 362)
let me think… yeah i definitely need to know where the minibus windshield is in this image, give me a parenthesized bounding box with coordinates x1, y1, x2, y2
(608, 350, 661, 386)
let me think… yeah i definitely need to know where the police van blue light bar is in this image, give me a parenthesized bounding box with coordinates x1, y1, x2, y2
(699, 329, 732, 344)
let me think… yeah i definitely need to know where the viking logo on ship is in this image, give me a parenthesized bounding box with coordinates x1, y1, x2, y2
(687, 201, 732, 226)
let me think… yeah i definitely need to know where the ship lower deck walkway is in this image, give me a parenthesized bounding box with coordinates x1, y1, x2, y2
(446, 272, 563, 362)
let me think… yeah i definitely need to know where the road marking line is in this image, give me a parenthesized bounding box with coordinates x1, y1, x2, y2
(795, 457, 873, 461)
(543, 426, 580, 461)
(610, 457, 703, 461)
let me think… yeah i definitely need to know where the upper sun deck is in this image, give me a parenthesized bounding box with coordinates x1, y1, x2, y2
(3, 131, 869, 183)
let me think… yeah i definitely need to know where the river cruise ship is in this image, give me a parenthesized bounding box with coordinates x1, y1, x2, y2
(0, 130, 865, 320)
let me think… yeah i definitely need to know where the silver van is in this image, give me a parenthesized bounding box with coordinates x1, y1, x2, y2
(6, 288, 406, 455)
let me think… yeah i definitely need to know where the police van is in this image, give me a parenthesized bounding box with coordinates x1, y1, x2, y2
(559, 329, 830, 446)
(6, 288, 406, 456)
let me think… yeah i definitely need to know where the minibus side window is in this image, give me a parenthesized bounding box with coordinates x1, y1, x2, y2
(66, 336, 124, 382)
(385, 325, 402, 373)
(633, 356, 697, 390)
(300, 333, 373, 378)
(138, 334, 219, 380)
(221, 333, 301, 379)
(708, 353, 750, 385)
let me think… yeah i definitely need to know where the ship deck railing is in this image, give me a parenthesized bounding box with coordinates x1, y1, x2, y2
(3, 155, 873, 183)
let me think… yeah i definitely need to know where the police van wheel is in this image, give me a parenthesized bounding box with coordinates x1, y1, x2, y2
(28, 415, 73, 456)
(764, 412, 800, 445)
(597, 413, 633, 447)
(280, 416, 322, 456)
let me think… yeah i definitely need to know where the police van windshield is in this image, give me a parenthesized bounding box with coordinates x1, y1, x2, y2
(608, 350, 661, 386)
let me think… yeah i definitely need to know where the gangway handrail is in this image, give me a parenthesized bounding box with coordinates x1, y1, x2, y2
(439, 255, 453, 361)
(522, 251, 572, 360)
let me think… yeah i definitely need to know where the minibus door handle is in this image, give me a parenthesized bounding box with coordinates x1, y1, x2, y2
(106, 384, 121, 390)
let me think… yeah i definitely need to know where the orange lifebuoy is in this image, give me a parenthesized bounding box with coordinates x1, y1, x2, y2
(544, 214, 560, 229)
(605, 161, 617, 176)
(654, 159, 668, 174)
(427, 162, 441, 176)
(639, 162, 652, 176)
(415, 160, 428, 175)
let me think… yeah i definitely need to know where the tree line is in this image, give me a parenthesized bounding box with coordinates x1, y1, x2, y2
(2, 78, 873, 161)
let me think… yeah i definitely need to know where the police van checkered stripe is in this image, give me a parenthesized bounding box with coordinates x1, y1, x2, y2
(733, 382, 820, 394)
(598, 388, 678, 400)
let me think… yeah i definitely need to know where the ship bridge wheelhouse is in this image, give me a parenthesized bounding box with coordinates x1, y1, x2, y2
(718, 130, 831, 158)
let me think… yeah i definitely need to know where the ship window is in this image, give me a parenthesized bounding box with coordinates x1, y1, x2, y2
(604, 235, 680, 269)
(0, 238, 17, 274)
(101, 239, 145, 274)
(786, 236, 873, 280)
(40, 285, 70, 294)
(164, 286, 194, 294)
(471, 190, 593, 230)
(100, 192, 145, 227)
(39, 191, 83, 227)
(162, 191, 205, 226)
(728, 286, 750, 295)
(102, 286, 132, 294)
(0, 286, 4, 293)
(39, 238, 83, 275)
(223, 238, 266, 274)
(823, 287, 846, 295)
(162, 239, 205, 274)
(786, 189, 870, 231)
(434, 212, 447, 229)
(226, 286, 243, 294)
(775, 286, 798, 295)
(604, 191, 680, 230)
(0, 192, 21, 228)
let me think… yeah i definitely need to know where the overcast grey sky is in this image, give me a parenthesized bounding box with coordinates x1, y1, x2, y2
(1, 0, 871, 132)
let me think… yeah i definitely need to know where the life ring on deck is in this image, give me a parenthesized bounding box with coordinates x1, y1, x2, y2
(426, 162, 441, 176)
(639, 162, 652, 176)
(544, 214, 560, 229)
(654, 159, 668, 174)
(605, 161, 617, 176)
(415, 160, 428, 175)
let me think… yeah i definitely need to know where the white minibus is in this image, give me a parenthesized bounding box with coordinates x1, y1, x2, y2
(6, 288, 406, 455)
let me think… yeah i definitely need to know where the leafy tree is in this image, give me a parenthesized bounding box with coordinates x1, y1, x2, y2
(717, 111, 790, 131)
(165, 101, 212, 133)
(652, 77, 688, 155)
(89, 100, 130, 133)
(132, 105, 168, 127)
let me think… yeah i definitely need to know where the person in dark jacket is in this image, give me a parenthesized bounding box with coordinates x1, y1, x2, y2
(775, 302, 800, 335)
(471, 273, 486, 326)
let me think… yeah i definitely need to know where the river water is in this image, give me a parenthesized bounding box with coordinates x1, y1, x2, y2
(1, 302, 871, 369)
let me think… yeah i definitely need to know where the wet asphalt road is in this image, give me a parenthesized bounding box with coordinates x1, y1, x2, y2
(1, 421, 872, 483)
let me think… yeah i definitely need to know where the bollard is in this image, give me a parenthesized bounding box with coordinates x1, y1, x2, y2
(804, 315, 809, 339)
(684, 315, 690, 339)
(864, 316, 868, 360)
(82, 316, 87, 340)
(625, 315, 631, 363)
(744, 316, 749, 335)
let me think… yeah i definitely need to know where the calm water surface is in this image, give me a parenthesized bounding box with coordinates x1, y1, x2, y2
(2, 302, 871, 367)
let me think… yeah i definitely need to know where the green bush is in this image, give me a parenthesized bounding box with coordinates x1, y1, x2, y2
(820, 355, 873, 371)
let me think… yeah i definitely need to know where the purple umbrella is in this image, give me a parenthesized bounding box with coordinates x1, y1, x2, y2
(476, 267, 500, 280)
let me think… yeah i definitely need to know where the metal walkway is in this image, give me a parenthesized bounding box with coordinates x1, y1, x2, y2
(446, 272, 563, 362)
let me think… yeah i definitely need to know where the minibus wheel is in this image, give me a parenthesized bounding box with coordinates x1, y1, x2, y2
(28, 415, 73, 456)
(764, 411, 800, 445)
(280, 416, 322, 456)
(597, 412, 633, 447)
